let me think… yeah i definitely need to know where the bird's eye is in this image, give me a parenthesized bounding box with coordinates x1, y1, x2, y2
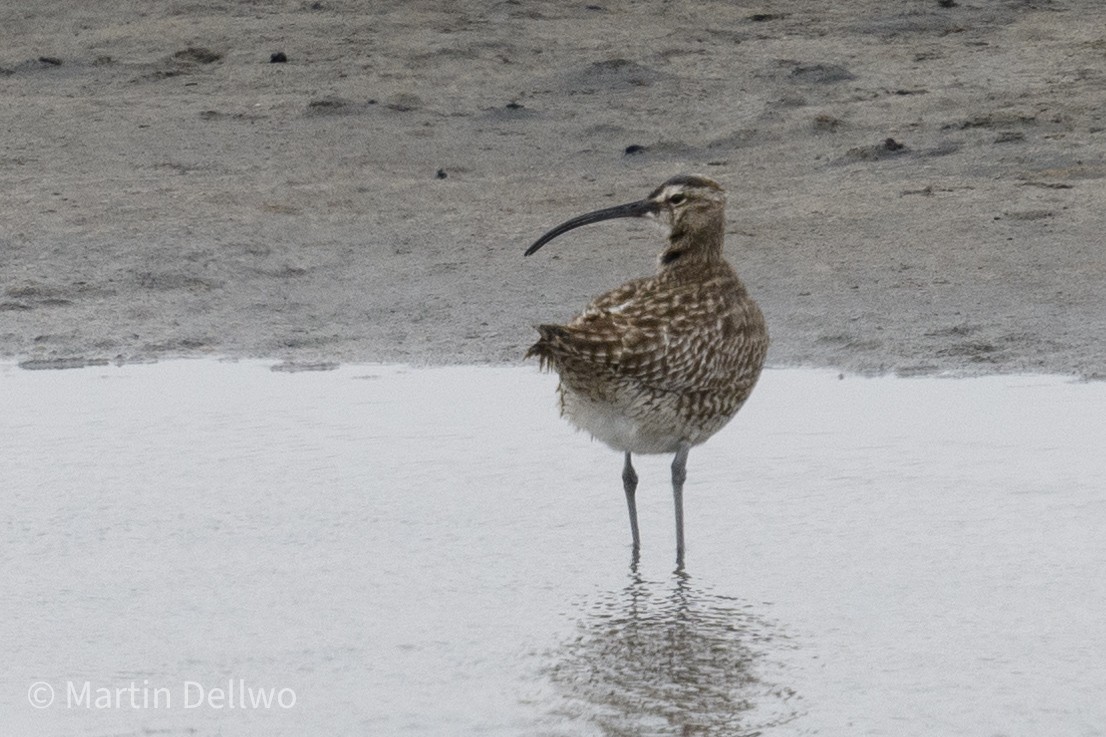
(669, 193, 686, 205)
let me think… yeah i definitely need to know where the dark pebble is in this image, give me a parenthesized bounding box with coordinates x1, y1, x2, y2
(436, 169, 447, 179)
(270, 52, 288, 63)
(624, 144, 646, 155)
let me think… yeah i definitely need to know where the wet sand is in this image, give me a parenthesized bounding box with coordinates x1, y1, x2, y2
(2, 1, 1104, 376)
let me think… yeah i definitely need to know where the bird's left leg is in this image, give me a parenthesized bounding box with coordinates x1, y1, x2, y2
(671, 443, 690, 569)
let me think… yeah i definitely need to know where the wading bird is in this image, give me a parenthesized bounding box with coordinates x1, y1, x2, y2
(524, 174, 768, 567)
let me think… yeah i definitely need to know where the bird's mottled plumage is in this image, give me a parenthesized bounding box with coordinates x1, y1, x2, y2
(526, 175, 768, 453)
(523, 174, 768, 565)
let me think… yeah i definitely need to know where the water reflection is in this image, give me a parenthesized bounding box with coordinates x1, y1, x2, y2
(546, 571, 800, 736)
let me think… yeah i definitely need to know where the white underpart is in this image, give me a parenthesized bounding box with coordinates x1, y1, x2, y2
(562, 391, 680, 453)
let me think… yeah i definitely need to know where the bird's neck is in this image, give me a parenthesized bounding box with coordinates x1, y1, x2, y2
(658, 215, 726, 270)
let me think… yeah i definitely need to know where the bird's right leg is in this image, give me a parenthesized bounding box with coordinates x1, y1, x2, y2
(622, 452, 641, 555)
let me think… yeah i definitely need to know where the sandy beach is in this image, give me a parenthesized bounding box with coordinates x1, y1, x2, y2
(2, 1, 1104, 376)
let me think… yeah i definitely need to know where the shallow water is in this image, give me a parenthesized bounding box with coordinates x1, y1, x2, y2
(2, 362, 1104, 737)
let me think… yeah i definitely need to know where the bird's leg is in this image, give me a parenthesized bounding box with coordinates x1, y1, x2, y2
(671, 443, 690, 569)
(622, 452, 641, 557)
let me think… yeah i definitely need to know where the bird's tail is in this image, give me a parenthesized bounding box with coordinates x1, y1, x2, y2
(525, 324, 568, 371)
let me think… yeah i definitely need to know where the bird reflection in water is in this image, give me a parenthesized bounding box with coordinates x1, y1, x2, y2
(544, 571, 800, 736)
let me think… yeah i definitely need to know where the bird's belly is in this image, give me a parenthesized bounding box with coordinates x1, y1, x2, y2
(558, 384, 724, 455)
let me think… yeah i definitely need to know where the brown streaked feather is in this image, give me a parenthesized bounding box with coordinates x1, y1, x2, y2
(529, 263, 766, 398)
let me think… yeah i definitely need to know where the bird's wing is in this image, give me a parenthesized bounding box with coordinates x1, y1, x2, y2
(530, 276, 745, 393)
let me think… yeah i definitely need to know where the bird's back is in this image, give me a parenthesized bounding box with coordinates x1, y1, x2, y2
(528, 258, 768, 454)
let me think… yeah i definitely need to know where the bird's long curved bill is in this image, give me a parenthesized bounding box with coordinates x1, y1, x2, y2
(524, 199, 658, 256)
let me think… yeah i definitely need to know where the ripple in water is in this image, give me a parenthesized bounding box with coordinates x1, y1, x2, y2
(544, 571, 802, 736)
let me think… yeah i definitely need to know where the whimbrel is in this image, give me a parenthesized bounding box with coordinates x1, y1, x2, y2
(524, 174, 768, 567)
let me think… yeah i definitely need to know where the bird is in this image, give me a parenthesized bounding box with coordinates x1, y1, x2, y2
(523, 174, 768, 568)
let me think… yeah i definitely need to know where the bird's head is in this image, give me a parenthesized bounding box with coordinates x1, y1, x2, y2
(644, 174, 726, 241)
(523, 174, 726, 257)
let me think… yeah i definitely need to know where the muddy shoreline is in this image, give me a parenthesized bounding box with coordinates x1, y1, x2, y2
(2, 2, 1104, 377)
